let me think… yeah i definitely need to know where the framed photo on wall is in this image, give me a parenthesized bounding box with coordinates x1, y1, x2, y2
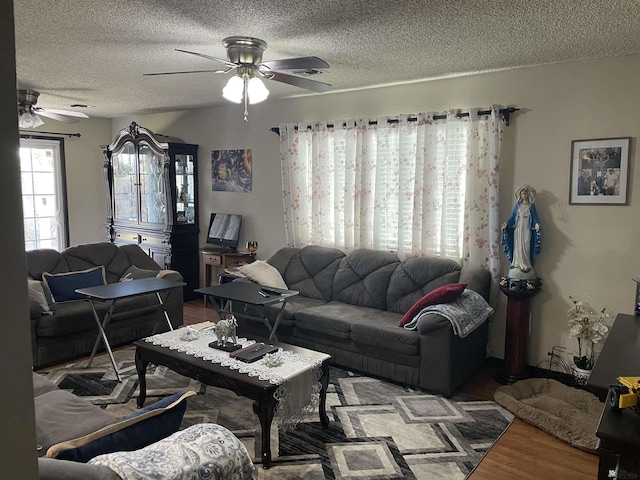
(211, 149, 253, 193)
(569, 137, 630, 205)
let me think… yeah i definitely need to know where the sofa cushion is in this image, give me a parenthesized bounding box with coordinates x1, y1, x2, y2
(386, 255, 463, 313)
(236, 260, 288, 289)
(32, 372, 62, 397)
(43, 266, 107, 302)
(332, 249, 400, 310)
(28, 278, 55, 315)
(268, 246, 345, 300)
(399, 283, 467, 327)
(49, 391, 196, 462)
(351, 313, 420, 356)
(261, 295, 329, 328)
(294, 301, 381, 340)
(35, 389, 117, 457)
(36, 295, 162, 337)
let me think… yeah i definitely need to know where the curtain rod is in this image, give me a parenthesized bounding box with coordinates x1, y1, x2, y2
(270, 106, 519, 135)
(19, 130, 81, 138)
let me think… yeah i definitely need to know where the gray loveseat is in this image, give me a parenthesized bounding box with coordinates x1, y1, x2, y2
(234, 246, 492, 396)
(26, 242, 184, 369)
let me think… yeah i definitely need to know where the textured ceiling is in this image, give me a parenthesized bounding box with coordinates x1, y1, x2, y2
(12, 0, 640, 118)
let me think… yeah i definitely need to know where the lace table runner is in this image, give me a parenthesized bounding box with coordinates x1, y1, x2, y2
(143, 327, 330, 427)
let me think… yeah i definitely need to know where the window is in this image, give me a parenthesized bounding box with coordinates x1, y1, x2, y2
(279, 109, 502, 267)
(19, 136, 68, 251)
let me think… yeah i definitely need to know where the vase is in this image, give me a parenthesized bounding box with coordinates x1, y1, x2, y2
(571, 364, 591, 386)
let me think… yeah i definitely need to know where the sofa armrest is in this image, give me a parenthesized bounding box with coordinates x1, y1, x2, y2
(29, 299, 43, 319)
(155, 269, 183, 282)
(38, 458, 122, 480)
(415, 312, 450, 334)
(459, 266, 491, 302)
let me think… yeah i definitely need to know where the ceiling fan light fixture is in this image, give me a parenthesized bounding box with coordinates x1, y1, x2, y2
(222, 75, 244, 103)
(247, 77, 269, 104)
(18, 111, 44, 128)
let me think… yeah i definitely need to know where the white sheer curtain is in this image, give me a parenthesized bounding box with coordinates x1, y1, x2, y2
(279, 106, 502, 278)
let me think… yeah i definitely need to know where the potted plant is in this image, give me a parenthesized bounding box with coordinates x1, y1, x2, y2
(567, 296, 610, 385)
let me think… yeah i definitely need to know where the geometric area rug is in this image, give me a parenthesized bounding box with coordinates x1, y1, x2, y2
(39, 347, 514, 480)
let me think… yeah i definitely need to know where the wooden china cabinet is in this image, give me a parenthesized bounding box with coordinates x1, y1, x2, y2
(103, 122, 199, 299)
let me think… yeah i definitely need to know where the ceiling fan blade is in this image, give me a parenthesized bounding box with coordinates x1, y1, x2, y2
(175, 49, 236, 68)
(35, 109, 79, 123)
(144, 68, 231, 76)
(267, 71, 332, 93)
(260, 56, 330, 71)
(41, 108, 89, 118)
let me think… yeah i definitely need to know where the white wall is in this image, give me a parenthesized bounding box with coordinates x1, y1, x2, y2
(26, 118, 113, 246)
(110, 54, 640, 368)
(1, 0, 38, 477)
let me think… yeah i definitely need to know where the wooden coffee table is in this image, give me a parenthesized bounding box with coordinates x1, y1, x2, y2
(134, 336, 330, 469)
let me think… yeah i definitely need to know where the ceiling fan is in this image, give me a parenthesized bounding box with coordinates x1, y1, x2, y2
(145, 36, 332, 120)
(17, 89, 89, 128)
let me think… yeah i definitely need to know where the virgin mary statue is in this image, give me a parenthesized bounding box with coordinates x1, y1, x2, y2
(501, 184, 541, 280)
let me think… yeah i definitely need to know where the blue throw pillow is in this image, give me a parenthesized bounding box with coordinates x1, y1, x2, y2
(42, 266, 107, 302)
(50, 391, 196, 462)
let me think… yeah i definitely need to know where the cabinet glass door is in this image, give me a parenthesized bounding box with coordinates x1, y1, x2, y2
(138, 142, 165, 224)
(112, 142, 137, 222)
(175, 154, 195, 224)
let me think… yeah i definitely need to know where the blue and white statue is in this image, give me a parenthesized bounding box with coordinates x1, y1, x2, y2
(501, 184, 541, 280)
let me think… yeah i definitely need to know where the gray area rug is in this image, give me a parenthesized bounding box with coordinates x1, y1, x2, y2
(40, 347, 514, 479)
(494, 378, 603, 453)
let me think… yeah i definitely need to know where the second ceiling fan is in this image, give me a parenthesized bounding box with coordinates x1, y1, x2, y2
(18, 89, 89, 128)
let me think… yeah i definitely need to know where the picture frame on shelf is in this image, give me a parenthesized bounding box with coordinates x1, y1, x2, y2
(569, 137, 630, 205)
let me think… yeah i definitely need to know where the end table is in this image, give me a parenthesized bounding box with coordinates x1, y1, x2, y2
(496, 282, 540, 384)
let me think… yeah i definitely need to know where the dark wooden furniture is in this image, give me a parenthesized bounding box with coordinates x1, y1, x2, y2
(103, 122, 199, 300)
(200, 249, 255, 305)
(76, 277, 185, 381)
(588, 314, 640, 394)
(595, 393, 640, 480)
(195, 282, 299, 341)
(134, 339, 330, 468)
(496, 285, 540, 384)
(587, 313, 640, 479)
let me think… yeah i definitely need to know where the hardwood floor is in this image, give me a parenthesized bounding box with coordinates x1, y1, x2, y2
(182, 299, 599, 479)
(458, 359, 599, 479)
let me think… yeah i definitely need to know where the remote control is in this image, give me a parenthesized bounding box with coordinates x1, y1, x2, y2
(261, 287, 282, 296)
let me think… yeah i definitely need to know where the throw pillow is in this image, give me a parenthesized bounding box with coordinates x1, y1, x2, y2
(27, 278, 56, 315)
(236, 260, 288, 289)
(399, 283, 467, 327)
(48, 391, 196, 462)
(42, 266, 107, 302)
(119, 265, 159, 282)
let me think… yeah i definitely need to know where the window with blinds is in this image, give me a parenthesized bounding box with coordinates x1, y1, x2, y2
(371, 121, 467, 258)
(281, 118, 470, 259)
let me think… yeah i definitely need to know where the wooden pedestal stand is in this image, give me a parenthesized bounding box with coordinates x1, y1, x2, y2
(496, 283, 541, 385)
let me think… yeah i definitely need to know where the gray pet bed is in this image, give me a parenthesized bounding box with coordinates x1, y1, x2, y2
(494, 378, 603, 453)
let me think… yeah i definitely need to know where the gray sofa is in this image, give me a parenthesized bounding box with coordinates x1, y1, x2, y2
(26, 242, 184, 369)
(234, 246, 492, 396)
